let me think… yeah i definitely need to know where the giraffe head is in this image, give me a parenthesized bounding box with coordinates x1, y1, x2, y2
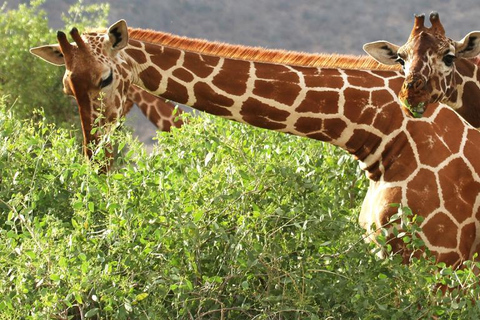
(364, 12, 480, 117)
(30, 20, 131, 158)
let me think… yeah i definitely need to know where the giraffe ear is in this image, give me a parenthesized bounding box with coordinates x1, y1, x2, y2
(107, 20, 129, 51)
(363, 41, 401, 65)
(29, 45, 65, 66)
(455, 31, 480, 58)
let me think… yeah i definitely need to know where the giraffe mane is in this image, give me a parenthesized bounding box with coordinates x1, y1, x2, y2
(120, 28, 402, 71)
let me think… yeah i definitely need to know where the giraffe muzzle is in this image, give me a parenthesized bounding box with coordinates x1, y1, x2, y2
(398, 76, 431, 117)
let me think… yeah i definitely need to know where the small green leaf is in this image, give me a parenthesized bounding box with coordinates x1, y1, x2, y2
(85, 308, 99, 318)
(135, 293, 149, 302)
(50, 274, 60, 282)
(192, 210, 204, 222)
(73, 202, 83, 210)
(59, 257, 67, 268)
(25, 251, 36, 259)
(112, 173, 124, 180)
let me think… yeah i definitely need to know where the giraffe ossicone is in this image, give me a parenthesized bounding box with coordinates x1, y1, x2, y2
(31, 18, 480, 267)
(364, 12, 480, 119)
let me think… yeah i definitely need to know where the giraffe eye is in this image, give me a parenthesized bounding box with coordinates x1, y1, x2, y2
(99, 70, 113, 88)
(395, 56, 405, 67)
(443, 54, 456, 67)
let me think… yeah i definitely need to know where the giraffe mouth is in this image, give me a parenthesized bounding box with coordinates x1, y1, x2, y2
(401, 100, 426, 118)
(398, 88, 430, 118)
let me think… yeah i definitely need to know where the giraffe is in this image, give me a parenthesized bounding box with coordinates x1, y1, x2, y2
(30, 45, 184, 162)
(31, 20, 480, 267)
(364, 12, 480, 123)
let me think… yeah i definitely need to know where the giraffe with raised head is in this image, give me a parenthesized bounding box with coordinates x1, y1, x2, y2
(31, 19, 480, 267)
(364, 12, 480, 123)
(30, 46, 183, 162)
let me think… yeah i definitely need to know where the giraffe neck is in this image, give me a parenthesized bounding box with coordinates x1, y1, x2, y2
(124, 37, 406, 171)
(127, 85, 183, 131)
(444, 58, 480, 128)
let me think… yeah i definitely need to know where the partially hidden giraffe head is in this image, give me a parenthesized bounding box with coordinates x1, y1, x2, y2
(363, 12, 480, 117)
(30, 20, 132, 159)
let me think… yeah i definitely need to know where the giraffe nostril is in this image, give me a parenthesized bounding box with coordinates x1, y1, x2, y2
(406, 78, 425, 91)
(413, 79, 425, 91)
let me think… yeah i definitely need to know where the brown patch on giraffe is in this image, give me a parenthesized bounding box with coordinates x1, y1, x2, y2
(114, 95, 121, 110)
(253, 80, 301, 106)
(128, 39, 143, 48)
(241, 97, 290, 122)
(194, 82, 234, 116)
(164, 79, 189, 104)
(459, 222, 476, 260)
(133, 92, 142, 102)
(406, 169, 440, 214)
(464, 129, 480, 173)
(157, 102, 173, 117)
(454, 73, 464, 87)
(172, 68, 195, 83)
(344, 88, 375, 124)
(456, 59, 474, 79)
(294, 117, 323, 134)
(345, 69, 385, 88)
(139, 66, 162, 92)
(255, 63, 299, 82)
(183, 52, 220, 78)
(212, 59, 249, 96)
(433, 251, 461, 267)
(149, 46, 182, 71)
(430, 108, 465, 153)
(345, 129, 382, 161)
(371, 89, 395, 107)
(455, 82, 480, 128)
(303, 69, 344, 89)
(125, 48, 147, 64)
(422, 213, 458, 249)
(381, 132, 417, 182)
(138, 90, 156, 103)
(295, 90, 340, 114)
(373, 102, 404, 135)
(162, 120, 172, 131)
(365, 161, 381, 181)
(406, 121, 451, 167)
(323, 119, 348, 140)
(148, 108, 161, 124)
(376, 186, 403, 226)
(386, 76, 404, 94)
(439, 158, 480, 223)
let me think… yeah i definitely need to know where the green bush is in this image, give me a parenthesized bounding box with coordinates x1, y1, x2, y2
(1, 98, 480, 319)
(0, 0, 108, 127)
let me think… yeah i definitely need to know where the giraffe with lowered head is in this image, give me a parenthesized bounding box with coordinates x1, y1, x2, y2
(30, 46, 184, 163)
(31, 18, 480, 267)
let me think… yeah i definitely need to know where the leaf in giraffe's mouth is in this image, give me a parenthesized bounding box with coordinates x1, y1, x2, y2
(403, 100, 425, 118)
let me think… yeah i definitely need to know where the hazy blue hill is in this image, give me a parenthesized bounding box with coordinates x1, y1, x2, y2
(6, 0, 480, 54)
